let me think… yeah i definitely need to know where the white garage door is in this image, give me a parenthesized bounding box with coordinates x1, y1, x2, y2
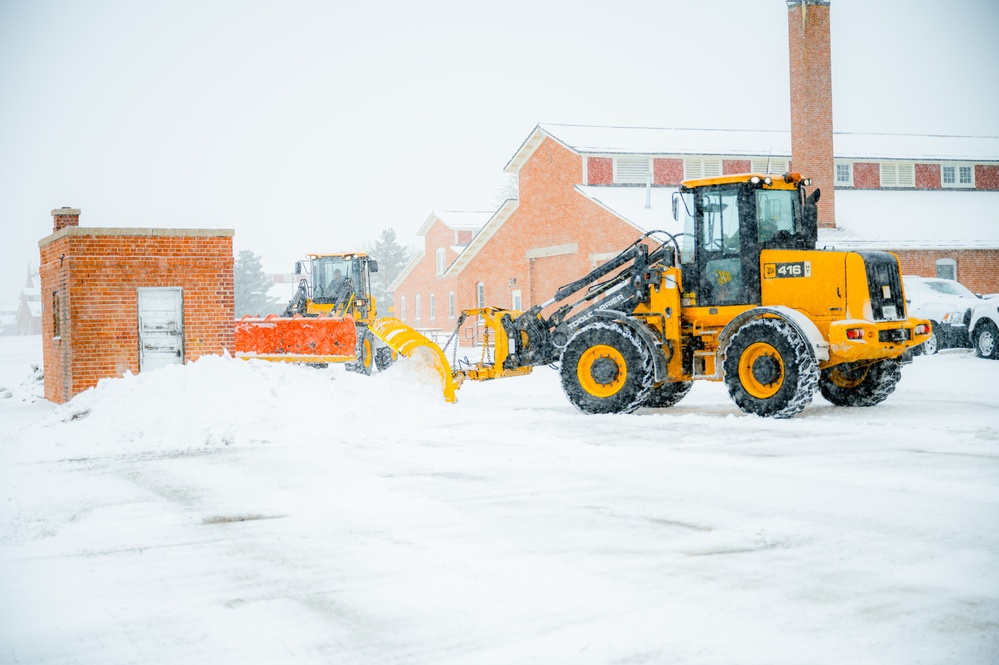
(138, 287, 184, 372)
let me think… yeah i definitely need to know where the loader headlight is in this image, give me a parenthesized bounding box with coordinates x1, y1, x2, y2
(763, 176, 772, 185)
(355, 299, 366, 307)
(750, 176, 761, 184)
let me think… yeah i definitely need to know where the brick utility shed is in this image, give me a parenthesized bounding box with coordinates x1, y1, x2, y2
(39, 208, 234, 404)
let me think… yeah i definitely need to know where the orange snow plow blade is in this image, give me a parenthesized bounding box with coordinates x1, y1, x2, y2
(370, 317, 460, 403)
(234, 314, 357, 363)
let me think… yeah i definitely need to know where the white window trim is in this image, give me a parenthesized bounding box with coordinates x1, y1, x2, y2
(511, 289, 522, 311)
(429, 293, 436, 320)
(936, 258, 958, 281)
(400, 295, 406, 321)
(448, 291, 455, 319)
(435, 247, 446, 275)
(835, 161, 854, 187)
(683, 157, 723, 180)
(415, 294, 421, 322)
(941, 163, 975, 189)
(751, 158, 790, 175)
(613, 156, 652, 184)
(880, 161, 915, 188)
(476, 282, 485, 308)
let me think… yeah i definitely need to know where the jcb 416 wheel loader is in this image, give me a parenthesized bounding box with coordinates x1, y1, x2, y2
(235, 252, 399, 375)
(404, 172, 930, 418)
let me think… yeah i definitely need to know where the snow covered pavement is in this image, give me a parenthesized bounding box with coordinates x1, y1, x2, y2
(1, 336, 997, 664)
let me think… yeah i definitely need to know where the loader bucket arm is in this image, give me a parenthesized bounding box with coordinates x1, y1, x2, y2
(370, 317, 460, 403)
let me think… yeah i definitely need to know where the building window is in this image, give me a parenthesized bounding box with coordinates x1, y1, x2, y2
(511, 289, 522, 311)
(415, 294, 421, 321)
(429, 293, 436, 320)
(613, 156, 652, 184)
(400, 296, 406, 321)
(880, 162, 915, 187)
(684, 158, 722, 180)
(476, 282, 485, 308)
(751, 158, 790, 175)
(942, 163, 974, 188)
(435, 247, 446, 275)
(835, 162, 853, 187)
(936, 258, 957, 281)
(448, 292, 455, 318)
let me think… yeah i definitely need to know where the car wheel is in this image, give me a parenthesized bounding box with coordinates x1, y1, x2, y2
(921, 322, 940, 355)
(974, 320, 999, 360)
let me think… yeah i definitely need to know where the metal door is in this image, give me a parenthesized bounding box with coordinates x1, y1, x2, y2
(138, 287, 184, 372)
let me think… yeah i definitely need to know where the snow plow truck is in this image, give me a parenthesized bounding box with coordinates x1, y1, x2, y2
(240, 173, 932, 418)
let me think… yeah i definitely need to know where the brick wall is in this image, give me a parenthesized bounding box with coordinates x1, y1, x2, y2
(393, 218, 461, 328)
(39, 226, 234, 403)
(788, 1, 835, 227)
(723, 159, 752, 175)
(853, 162, 880, 189)
(915, 163, 941, 189)
(976, 165, 999, 190)
(587, 157, 613, 185)
(654, 158, 683, 185)
(895, 249, 999, 294)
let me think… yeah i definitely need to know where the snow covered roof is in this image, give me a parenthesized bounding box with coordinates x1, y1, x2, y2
(416, 210, 492, 236)
(574, 186, 681, 237)
(505, 123, 999, 171)
(821, 189, 999, 250)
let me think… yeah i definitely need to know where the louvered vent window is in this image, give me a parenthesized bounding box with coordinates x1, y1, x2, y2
(881, 162, 915, 187)
(750, 158, 790, 174)
(613, 157, 652, 184)
(684, 158, 722, 179)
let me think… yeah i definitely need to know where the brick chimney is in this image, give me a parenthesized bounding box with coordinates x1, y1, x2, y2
(787, 0, 835, 228)
(52, 207, 81, 232)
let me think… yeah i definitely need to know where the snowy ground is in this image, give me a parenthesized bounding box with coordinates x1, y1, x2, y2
(1, 336, 998, 665)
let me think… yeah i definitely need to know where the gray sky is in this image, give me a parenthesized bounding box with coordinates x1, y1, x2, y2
(2, 0, 998, 305)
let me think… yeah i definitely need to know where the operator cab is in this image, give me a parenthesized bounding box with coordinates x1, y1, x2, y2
(672, 173, 819, 308)
(293, 253, 379, 319)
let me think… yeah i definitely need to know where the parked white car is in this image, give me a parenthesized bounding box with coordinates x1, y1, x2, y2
(902, 276, 980, 354)
(969, 297, 999, 359)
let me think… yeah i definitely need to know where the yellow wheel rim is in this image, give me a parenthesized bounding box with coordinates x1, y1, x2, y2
(828, 365, 867, 389)
(739, 341, 784, 399)
(363, 338, 372, 368)
(577, 344, 627, 398)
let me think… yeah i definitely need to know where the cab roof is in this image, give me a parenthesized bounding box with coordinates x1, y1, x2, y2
(680, 172, 807, 191)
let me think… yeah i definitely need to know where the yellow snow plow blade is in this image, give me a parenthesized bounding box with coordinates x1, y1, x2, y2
(370, 317, 460, 403)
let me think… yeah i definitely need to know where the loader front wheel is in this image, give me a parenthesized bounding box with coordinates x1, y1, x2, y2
(560, 321, 654, 415)
(723, 318, 818, 418)
(375, 345, 396, 371)
(346, 328, 374, 376)
(819, 359, 902, 407)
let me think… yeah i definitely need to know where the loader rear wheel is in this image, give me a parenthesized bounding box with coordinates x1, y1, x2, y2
(642, 381, 693, 409)
(560, 321, 654, 415)
(819, 359, 902, 407)
(375, 345, 396, 371)
(723, 318, 818, 418)
(346, 328, 374, 375)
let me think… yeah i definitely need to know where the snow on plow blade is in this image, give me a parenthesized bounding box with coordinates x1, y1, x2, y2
(234, 314, 357, 363)
(370, 317, 459, 403)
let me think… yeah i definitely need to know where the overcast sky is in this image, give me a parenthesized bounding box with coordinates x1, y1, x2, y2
(2, 0, 998, 305)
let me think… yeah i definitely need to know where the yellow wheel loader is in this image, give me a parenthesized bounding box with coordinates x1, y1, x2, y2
(235, 252, 396, 374)
(408, 172, 930, 418)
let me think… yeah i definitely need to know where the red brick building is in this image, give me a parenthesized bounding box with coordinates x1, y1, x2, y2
(38, 208, 234, 403)
(392, 0, 999, 323)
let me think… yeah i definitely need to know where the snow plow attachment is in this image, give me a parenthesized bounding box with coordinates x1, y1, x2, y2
(234, 314, 357, 363)
(370, 317, 460, 403)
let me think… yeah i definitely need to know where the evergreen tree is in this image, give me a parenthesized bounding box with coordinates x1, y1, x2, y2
(367, 229, 413, 314)
(234, 250, 281, 317)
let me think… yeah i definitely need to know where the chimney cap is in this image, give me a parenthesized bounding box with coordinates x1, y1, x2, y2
(51, 208, 81, 216)
(787, 0, 830, 6)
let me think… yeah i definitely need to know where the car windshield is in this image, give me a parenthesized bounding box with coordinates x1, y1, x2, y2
(926, 280, 976, 298)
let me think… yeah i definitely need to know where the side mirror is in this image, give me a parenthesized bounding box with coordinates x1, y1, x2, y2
(368, 260, 379, 273)
(294, 261, 303, 275)
(671, 195, 679, 221)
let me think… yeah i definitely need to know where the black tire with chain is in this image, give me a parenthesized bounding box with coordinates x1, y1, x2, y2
(345, 327, 374, 375)
(722, 318, 819, 419)
(559, 321, 654, 415)
(374, 345, 395, 371)
(642, 381, 693, 409)
(819, 358, 903, 407)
